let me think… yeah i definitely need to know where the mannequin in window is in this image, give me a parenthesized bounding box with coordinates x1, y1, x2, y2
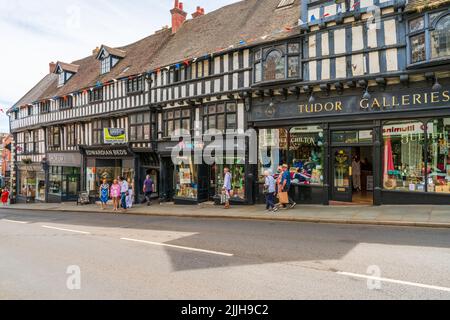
(352, 155, 362, 192)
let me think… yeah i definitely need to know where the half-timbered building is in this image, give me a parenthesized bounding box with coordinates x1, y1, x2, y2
(8, 0, 450, 206)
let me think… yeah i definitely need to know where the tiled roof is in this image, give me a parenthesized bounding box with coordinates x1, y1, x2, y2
(8, 73, 57, 113)
(39, 28, 172, 100)
(56, 62, 80, 74)
(23, 0, 301, 103)
(150, 0, 301, 69)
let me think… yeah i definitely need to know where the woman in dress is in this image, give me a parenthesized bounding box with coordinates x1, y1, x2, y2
(110, 179, 121, 212)
(99, 179, 110, 210)
(126, 178, 134, 209)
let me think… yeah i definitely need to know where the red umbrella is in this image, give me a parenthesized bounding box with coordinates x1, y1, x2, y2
(383, 134, 395, 176)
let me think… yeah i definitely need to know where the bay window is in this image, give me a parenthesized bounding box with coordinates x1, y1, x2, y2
(408, 10, 450, 65)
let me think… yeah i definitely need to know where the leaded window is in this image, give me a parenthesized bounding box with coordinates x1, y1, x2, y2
(408, 11, 450, 65)
(202, 102, 237, 132)
(129, 112, 151, 141)
(253, 42, 301, 83)
(164, 109, 191, 138)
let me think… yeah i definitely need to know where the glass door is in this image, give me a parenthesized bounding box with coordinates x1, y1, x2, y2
(332, 147, 353, 202)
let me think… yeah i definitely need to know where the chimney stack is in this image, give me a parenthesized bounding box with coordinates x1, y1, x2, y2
(92, 46, 100, 56)
(171, 0, 187, 34)
(49, 62, 56, 74)
(192, 6, 205, 19)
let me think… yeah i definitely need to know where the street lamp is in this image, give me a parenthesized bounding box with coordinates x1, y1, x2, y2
(41, 157, 49, 203)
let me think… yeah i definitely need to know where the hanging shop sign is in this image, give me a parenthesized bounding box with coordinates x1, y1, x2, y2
(103, 128, 127, 144)
(251, 87, 449, 121)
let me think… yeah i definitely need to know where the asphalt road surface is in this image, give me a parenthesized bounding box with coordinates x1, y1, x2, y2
(1, 209, 450, 300)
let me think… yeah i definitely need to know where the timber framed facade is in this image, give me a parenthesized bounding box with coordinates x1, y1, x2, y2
(8, 0, 450, 206)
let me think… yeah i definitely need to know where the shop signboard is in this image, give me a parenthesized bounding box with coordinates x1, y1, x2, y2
(251, 87, 449, 122)
(103, 128, 127, 144)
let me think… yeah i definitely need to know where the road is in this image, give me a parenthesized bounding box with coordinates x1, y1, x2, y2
(1, 209, 450, 300)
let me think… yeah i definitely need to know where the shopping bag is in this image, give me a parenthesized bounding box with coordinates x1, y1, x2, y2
(278, 192, 289, 205)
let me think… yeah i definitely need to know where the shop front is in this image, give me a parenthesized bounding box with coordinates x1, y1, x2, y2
(250, 80, 450, 205)
(82, 146, 135, 200)
(17, 162, 45, 203)
(46, 152, 82, 203)
(157, 137, 254, 205)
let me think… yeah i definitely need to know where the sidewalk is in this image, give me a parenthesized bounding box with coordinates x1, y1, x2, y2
(2, 202, 450, 228)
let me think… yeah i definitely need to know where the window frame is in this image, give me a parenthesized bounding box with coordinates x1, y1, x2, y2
(129, 112, 152, 142)
(89, 88, 103, 103)
(49, 126, 61, 148)
(253, 41, 302, 84)
(66, 124, 77, 147)
(407, 9, 450, 67)
(202, 102, 238, 133)
(382, 118, 450, 194)
(127, 76, 144, 94)
(101, 56, 112, 74)
(59, 96, 73, 110)
(40, 101, 50, 114)
(163, 108, 192, 138)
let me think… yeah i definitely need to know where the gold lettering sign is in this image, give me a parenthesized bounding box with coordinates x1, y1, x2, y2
(360, 91, 449, 111)
(299, 102, 344, 114)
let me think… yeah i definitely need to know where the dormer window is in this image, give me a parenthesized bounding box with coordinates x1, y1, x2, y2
(101, 57, 111, 74)
(96, 45, 126, 75)
(54, 62, 79, 87)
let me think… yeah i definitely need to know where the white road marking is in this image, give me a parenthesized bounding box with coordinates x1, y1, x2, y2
(2, 219, 29, 224)
(121, 237, 234, 257)
(42, 225, 91, 235)
(337, 271, 450, 293)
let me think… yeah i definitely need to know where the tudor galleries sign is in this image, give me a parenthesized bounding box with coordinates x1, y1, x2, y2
(251, 87, 449, 121)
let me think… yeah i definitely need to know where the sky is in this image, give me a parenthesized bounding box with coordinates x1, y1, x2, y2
(0, 0, 240, 133)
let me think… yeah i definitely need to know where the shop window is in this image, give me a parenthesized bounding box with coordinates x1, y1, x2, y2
(164, 109, 191, 138)
(203, 102, 237, 132)
(129, 112, 151, 141)
(383, 121, 426, 192)
(253, 42, 301, 83)
(19, 170, 37, 200)
(49, 166, 63, 197)
(408, 11, 450, 65)
(175, 156, 198, 199)
(289, 126, 325, 186)
(215, 157, 246, 200)
(258, 128, 289, 178)
(426, 118, 450, 194)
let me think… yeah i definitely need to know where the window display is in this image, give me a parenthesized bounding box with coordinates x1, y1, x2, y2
(258, 128, 288, 178)
(427, 118, 450, 194)
(289, 126, 324, 186)
(383, 121, 426, 192)
(215, 158, 246, 201)
(175, 157, 198, 199)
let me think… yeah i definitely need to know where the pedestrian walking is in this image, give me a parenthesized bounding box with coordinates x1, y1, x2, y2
(222, 168, 232, 209)
(280, 164, 296, 209)
(143, 175, 154, 206)
(110, 179, 121, 212)
(126, 178, 134, 209)
(264, 171, 276, 212)
(99, 179, 110, 210)
(119, 177, 129, 212)
(1, 188, 9, 207)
